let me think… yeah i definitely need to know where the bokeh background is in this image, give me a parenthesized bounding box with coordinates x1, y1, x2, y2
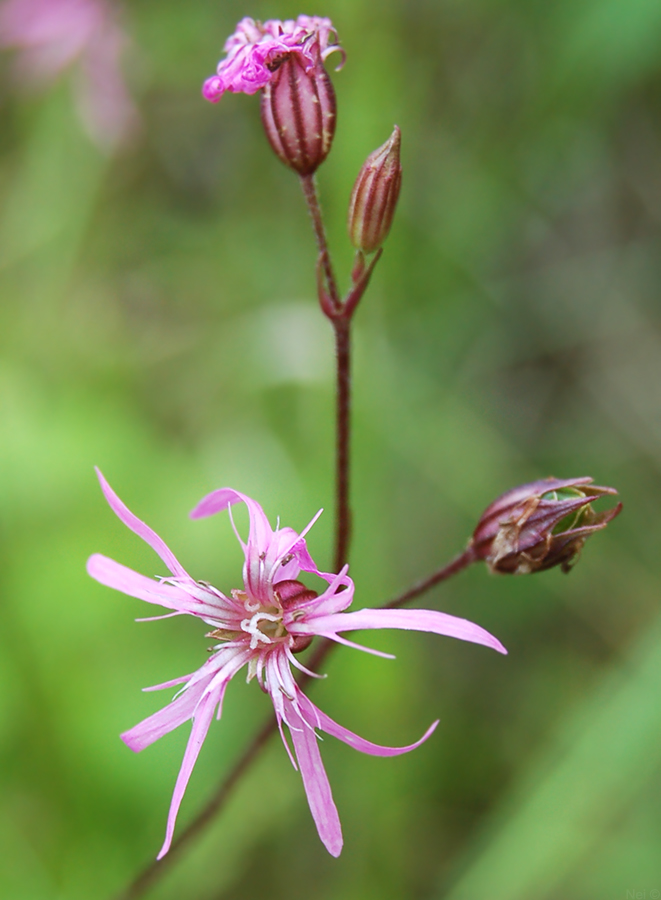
(1, 0, 661, 897)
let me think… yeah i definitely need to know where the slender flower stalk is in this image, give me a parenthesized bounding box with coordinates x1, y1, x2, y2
(332, 316, 351, 571)
(300, 171, 341, 310)
(304, 129, 403, 568)
(298, 173, 384, 571)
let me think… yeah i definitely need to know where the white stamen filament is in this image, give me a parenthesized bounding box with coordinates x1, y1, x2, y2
(241, 611, 283, 649)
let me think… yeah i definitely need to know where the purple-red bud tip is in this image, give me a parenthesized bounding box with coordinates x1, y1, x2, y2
(348, 126, 402, 254)
(470, 477, 622, 575)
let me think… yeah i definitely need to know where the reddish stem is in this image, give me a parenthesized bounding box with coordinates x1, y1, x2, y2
(299, 173, 354, 571)
(300, 173, 340, 310)
(333, 315, 351, 572)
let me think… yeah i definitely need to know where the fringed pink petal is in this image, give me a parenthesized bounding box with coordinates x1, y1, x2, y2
(142, 674, 192, 692)
(121, 676, 211, 752)
(153, 646, 252, 858)
(283, 696, 343, 857)
(190, 487, 271, 549)
(292, 608, 507, 655)
(190, 488, 310, 596)
(95, 469, 190, 580)
(283, 565, 354, 620)
(122, 648, 248, 753)
(296, 689, 439, 757)
(156, 691, 219, 859)
(86, 554, 222, 619)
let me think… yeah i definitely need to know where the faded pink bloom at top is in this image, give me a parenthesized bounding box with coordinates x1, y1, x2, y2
(202, 14, 343, 102)
(87, 471, 506, 858)
(0, 0, 138, 150)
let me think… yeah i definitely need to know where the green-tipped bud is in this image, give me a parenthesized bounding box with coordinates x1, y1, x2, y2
(470, 477, 622, 575)
(348, 126, 402, 253)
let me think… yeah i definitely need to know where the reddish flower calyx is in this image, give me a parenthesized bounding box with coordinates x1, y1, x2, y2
(471, 477, 622, 575)
(260, 51, 336, 175)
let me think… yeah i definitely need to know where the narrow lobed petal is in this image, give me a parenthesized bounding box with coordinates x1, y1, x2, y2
(156, 691, 219, 859)
(95, 468, 190, 580)
(296, 689, 439, 757)
(191, 487, 328, 598)
(122, 647, 248, 753)
(87, 554, 224, 619)
(190, 487, 271, 549)
(122, 675, 211, 753)
(282, 696, 343, 857)
(147, 647, 251, 858)
(291, 607, 508, 655)
(142, 674, 193, 693)
(282, 565, 354, 619)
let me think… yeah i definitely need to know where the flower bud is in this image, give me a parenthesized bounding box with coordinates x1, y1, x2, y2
(260, 55, 336, 176)
(471, 477, 622, 575)
(348, 126, 402, 253)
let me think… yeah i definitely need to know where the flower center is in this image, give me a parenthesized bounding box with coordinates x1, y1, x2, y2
(207, 581, 317, 653)
(241, 608, 286, 648)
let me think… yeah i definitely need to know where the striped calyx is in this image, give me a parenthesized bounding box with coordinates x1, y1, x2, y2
(260, 54, 337, 176)
(348, 126, 402, 254)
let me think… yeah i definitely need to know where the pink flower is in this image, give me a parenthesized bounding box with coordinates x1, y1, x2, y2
(0, 0, 138, 150)
(202, 14, 343, 102)
(87, 470, 506, 858)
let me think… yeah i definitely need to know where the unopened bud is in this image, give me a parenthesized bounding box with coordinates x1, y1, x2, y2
(471, 477, 622, 575)
(260, 55, 336, 176)
(348, 126, 402, 253)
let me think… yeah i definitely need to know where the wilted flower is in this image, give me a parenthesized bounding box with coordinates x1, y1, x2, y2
(471, 476, 622, 575)
(203, 15, 343, 174)
(202, 15, 341, 101)
(348, 126, 402, 254)
(0, 0, 138, 150)
(88, 470, 506, 858)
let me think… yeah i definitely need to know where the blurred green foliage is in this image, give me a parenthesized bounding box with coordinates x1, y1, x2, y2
(1, 0, 660, 898)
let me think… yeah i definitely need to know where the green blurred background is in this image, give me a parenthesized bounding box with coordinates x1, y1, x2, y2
(1, 0, 661, 897)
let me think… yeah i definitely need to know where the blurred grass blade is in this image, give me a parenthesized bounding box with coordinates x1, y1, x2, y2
(437, 612, 661, 900)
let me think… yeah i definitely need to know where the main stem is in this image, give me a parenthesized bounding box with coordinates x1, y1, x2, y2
(114, 547, 476, 900)
(299, 173, 352, 571)
(333, 316, 351, 572)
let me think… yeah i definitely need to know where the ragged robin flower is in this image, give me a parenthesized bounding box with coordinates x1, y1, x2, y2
(203, 15, 343, 174)
(88, 469, 506, 858)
